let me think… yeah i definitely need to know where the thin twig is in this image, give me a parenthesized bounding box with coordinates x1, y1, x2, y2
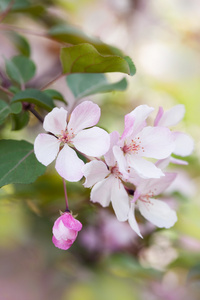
(0, 85, 13, 96)
(28, 106, 44, 123)
(40, 72, 65, 90)
(0, 0, 15, 23)
(0, 23, 49, 38)
(62, 177, 70, 212)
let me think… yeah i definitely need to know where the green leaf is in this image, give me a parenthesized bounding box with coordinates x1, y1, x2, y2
(124, 56, 136, 76)
(11, 88, 55, 111)
(49, 24, 123, 56)
(60, 43, 135, 75)
(0, 0, 30, 11)
(0, 100, 10, 124)
(11, 110, 29, 130)
(10, 102, 22, 114)
(5, 55, 36, 84)
(0, 0, 44, 15)
(8, 32, 31, 57)
(0, 100, 22, 124)
(0, 139, 46, 187)
(43, 89, 67, 104)
(66, 73, 128, 99)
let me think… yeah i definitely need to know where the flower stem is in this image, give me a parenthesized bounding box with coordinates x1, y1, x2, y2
(40, 72, 66, 90)
(28, 105, 44, 123)
(0, 85, 13, 97)
(62, 177, 70, 212)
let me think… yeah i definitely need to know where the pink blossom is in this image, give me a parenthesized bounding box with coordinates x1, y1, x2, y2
(128, 173, 178, 237)
(113, 105, 175, 179)
(82, 131, 130, 222)
(52, 212, 82, 250)
(34, 101, 110, 182)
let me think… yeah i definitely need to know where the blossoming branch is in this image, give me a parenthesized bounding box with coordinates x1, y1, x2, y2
(34, 101, 194, 250)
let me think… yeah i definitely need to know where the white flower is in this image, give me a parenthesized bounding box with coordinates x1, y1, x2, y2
(113, 105, 175, 179)
(82, 131, 130, 222)
(128, 173, 178, 237)
(34, 101, 110, 182)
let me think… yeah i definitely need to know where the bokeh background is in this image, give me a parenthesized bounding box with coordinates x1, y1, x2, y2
(0, 0, 200, 299)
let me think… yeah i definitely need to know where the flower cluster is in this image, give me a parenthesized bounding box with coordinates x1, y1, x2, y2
(34, 101, 193, 249)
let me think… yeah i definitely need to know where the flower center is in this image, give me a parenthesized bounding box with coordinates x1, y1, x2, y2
(58, 129, 74, 144)
(123, 137, 144, 154)
(110, 165, 122, 178)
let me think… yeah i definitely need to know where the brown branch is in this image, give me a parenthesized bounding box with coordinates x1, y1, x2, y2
(40, 72, 66, 90)
(0, 85, 13, 96)
(0, 0, 15, 23)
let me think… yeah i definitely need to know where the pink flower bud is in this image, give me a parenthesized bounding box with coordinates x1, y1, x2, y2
(52, 212, 82, 250)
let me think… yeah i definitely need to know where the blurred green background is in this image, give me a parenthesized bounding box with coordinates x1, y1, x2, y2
(0, 0, 200, 299)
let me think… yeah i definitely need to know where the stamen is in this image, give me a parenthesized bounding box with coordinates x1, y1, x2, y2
(123, 137, 144, 154)
(58, 129, 74, 144)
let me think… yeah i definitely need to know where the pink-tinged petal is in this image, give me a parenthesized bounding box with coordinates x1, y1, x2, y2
(172, 132, 194, 156)
(138, 126, 175, 159)
(90, 176, 114, 207)
(68, 101, 100, 134)
(156, 104, 185, 127)
(127, 155, 164, 179)
(154, 106, 164, 126)
(128, 204, 143, 238)
(34, 133, 60, 166)
(73, 127, 110, 157)
(113, 145, 129, 179)
(111, 178, 130, 222)
(138, 198, 177, 228)
(53, 219, 77, 240)
(43, 107, 67, 135)
(61, 213, 82, 231)
(55, 145, 84, 182)
(82, 160, 110, 188)
(156, 157, 171, 170)
(52, 235, 73, 250)
(122, 105, 154, 139)
(104, 131, 120, 167)
(170, 157, 188, 165)
(135, 172, 177, 197)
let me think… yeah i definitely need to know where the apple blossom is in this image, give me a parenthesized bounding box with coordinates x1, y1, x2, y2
(154, 105, 194, 165)
(128, 173, 178, 237)
(52, 212, 82, 250)
(113, 105, 175, 179)
(82, 131, 130, 222)
(34, 101, 110, 182)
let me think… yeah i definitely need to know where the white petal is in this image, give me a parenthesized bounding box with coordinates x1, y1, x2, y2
(138, 126, 175, 159)
(111, 178, 130, 222)
(138, 198, 177, 228)
(170, 157, 188, 165)
(55, 145, 84, 182)
(122, 105, 154, 139)
(136, 172, 177, 197)
(73, 127, 110, 157)
(127, 155, 164, 179)
(82, 160, 110, 188)
(172, 132, 194, 156)
(157, 104, 185, 127)
(34, 133, 60, 166)
(155, 157, 171, 170)
(154, 106, 164, 126)
(90, 176, 114, 207)
(113, 145, 129, 179)
(128, 204, 143, 238)
(43, 107, 67, 135)
(68, 101, 100, 134)
(104, 131, 120, 167)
